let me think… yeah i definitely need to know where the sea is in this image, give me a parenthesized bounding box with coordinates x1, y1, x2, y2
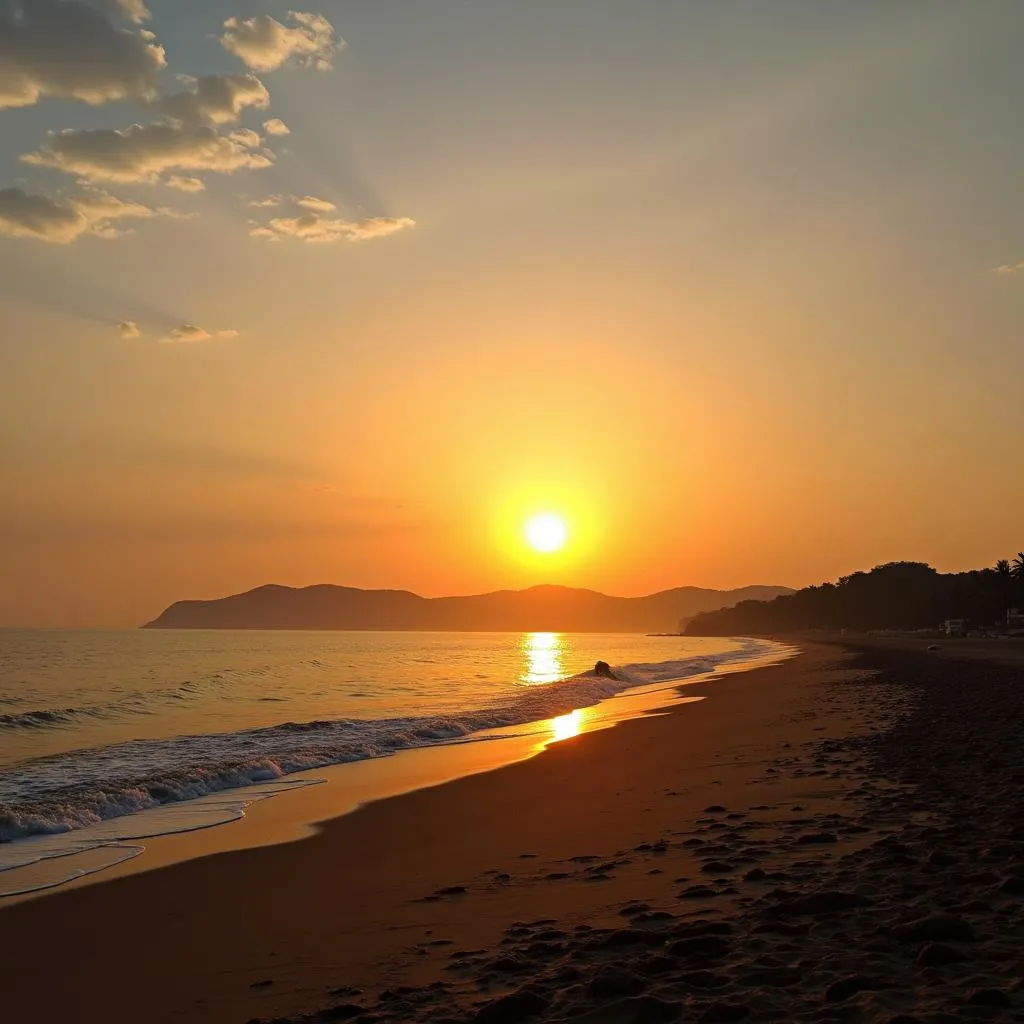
(0, 630, 779, 897)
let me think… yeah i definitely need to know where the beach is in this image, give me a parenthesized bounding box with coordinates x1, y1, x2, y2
(2, 639, 1023, 1023)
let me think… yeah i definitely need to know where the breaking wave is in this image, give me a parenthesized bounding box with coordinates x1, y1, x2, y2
(0, 639, 773, 847)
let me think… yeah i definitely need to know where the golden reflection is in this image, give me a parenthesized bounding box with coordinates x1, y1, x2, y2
(551, 708, 582, 742)
(520, 631, 565, 685)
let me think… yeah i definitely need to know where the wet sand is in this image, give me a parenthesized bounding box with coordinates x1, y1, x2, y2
(2, 640, 1022, 1023)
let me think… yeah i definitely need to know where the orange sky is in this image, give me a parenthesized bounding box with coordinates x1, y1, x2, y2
(2, 2, 1024, 626)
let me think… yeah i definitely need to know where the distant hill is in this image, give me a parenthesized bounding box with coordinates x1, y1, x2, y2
(142, 583, 794, 632)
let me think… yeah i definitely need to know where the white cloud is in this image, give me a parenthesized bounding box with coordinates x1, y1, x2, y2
(0, 0, 165, 109)
(22, 121, 273, 185)
(161, 324, 240, 343)
(116, 319, 140, 339)
(158, 73, 270, 126)
(992, 263, 1024, 276)
(263, 117, 290, 136)
(219, 11, 342, 72)
(0, 186, 167, 243)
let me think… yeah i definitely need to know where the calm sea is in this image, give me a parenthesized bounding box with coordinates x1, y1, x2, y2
(0, 629, 774, 895)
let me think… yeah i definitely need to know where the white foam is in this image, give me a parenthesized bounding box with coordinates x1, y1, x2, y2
(0, 778, 321, 896)
(0, 638, 780, 894)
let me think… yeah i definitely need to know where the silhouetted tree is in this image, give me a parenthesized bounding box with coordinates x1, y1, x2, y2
(1013, 553, 1024, 608)
(995, 560, 1013, 626)
(685, 555, 1024, 636)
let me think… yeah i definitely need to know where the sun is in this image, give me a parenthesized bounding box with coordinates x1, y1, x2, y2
(524, 513, 567, 553)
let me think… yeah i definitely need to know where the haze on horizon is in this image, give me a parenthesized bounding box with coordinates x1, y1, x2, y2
(2, 1, 1023, 628)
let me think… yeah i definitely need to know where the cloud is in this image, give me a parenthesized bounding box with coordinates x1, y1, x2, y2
(251, 193, 335, 211)
(219, 11, 342, 72)
(263, 117, 290, 136)
(992, 263, 1024, 276)
(295, 195, 335, 212)
(166, 175, 205, 192)
(252, 210, 415, 244)
(103, 0, 151, 22)
(0, 0, 165, 109)
(248, 194, 413, 243)
(158, 73, 270, 126)
(116, 319, 140, 339)
(229, 127, 262, 148)
(247, 192, 411, 241)
(22, 122, 273, 185)
(161, 324, 239, 343)
(0, 185, 167, 243)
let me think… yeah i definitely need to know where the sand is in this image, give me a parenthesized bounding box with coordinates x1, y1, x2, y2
(1, 639, 1022, 1024)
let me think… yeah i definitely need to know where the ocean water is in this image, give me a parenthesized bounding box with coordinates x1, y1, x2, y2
(0, 630, 776, 895)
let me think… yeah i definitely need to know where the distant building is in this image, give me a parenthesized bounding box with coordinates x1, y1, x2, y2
(1008, 608, 1024, 631)
(944, 618, 967, 636)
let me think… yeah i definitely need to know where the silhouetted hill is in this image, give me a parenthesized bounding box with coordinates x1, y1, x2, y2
(142, 583, 793, 632)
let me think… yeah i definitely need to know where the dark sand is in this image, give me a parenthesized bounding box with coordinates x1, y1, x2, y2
(2, 640, 1023, 1024)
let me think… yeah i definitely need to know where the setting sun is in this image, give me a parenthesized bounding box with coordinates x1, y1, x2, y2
(524, 514, 568, 553)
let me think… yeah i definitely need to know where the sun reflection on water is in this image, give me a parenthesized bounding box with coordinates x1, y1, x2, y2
(550, 708, 582, 742)
(520, 631, 565, 685)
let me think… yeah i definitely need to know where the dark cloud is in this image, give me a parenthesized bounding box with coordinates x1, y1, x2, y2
(0, 0, 165, 108)
(99, 0, 150, 23)
(0, 185, 165, 242)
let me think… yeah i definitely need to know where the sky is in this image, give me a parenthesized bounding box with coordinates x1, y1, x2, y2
(2, 0, 1024, 627)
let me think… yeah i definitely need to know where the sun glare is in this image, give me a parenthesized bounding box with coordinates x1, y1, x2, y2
(551, 709, 583, 742)
(524, 513, 567, 553)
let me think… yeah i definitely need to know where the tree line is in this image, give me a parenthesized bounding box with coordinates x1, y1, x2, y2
(685, 554, 1024, 636)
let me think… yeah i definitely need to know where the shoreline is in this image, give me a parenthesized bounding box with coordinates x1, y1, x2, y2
(4, 638, 1021, 1024)
(0, 641, 841, 1024)
(0, 640, 794, 903)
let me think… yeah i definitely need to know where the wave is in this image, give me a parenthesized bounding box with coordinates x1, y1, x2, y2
(0, 639, 776, 849)
(0, 706, 111, 730)
(0, 681, 223, 733)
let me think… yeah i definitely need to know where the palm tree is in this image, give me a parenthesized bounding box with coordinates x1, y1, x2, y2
(1012, 554, 1024, 617)
(995, 560, 1013, 627)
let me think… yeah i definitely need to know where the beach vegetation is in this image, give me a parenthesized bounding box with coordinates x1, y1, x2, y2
(686, 554, 1024, 636)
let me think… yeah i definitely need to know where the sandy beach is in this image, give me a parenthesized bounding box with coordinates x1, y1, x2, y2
(2, 639, 1023, 1024)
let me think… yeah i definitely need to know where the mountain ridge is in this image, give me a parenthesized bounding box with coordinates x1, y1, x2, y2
(142, 582, 794, 632)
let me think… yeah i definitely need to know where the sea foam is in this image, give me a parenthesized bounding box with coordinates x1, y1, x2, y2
(0, 639, 776, 894)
